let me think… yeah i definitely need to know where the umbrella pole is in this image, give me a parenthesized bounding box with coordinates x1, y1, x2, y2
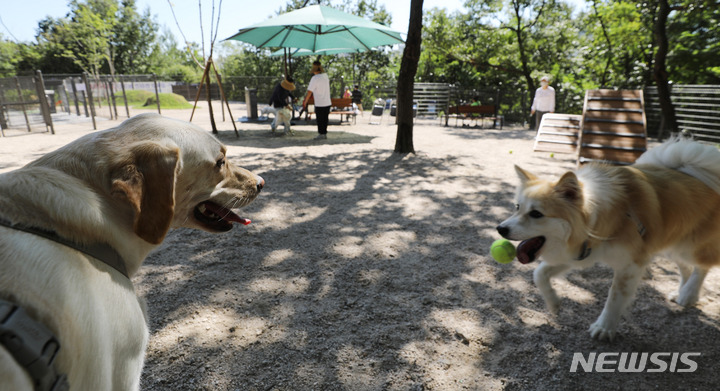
(288, 53, 293, 78)
(284, 48, 289, 78)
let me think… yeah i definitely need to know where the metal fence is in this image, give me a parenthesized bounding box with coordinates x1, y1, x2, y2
(645, 85, 720, 141)
(0, 72, 169, 134)
(3, 70, 717, 137)
(0, 72, 54, 135)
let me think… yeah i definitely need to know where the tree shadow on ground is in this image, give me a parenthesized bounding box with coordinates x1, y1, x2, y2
(136, 146, 720, 391)
(215, 129, 375, 149)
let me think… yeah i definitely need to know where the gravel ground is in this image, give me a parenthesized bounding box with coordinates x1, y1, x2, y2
(2, 103, 719, 390)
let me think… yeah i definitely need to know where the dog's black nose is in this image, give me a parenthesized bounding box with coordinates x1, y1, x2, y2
(256, 175, 265, 192)
(496, 225, 509, 237)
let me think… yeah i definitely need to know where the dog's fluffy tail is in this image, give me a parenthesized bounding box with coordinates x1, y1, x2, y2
(636, 136, 720, 194)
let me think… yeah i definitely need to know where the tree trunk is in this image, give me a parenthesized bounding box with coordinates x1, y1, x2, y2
(394, 0, 424, 154)
(512, 1, 535, 125)
(653, 0, 677, 138)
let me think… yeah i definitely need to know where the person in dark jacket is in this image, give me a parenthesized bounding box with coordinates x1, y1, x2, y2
(267, 77, 295, 134)
(351, 85, 363, 115)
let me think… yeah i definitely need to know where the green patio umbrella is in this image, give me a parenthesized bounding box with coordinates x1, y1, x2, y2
(224, 5, 403, 58)
(269, 47, 368, 57)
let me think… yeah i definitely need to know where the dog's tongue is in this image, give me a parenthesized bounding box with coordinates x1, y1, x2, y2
(516, 237, 546, 264)
(203, 202, 251, 225)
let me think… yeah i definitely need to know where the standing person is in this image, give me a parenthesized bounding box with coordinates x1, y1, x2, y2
(303, 61, 331, 140)
(530, 75, 555, 132)
(351, 84, 363, 115)
(343, 86, 352, 99)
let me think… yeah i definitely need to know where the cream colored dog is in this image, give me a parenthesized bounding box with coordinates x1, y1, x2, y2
(497, 137, 720, 341)
(0, 113, 263, 390)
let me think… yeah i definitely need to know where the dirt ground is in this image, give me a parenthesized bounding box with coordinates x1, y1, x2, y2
(2, 103, 719, 390)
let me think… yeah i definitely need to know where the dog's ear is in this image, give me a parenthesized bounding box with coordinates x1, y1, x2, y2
(515, 165, 537, 184)
(554, 171, 582, 203)
(110, 141, 180, 244)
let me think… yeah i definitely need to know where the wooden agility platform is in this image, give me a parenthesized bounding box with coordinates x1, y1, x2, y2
(577, 89, 648, 165)
(533, 114, 583, 154)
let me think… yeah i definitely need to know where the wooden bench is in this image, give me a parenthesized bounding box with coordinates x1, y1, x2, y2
(444, 105, 500, 128)
(304, 97, 357, 124)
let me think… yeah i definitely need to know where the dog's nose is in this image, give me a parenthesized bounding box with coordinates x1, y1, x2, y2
(256, 175, 265, 192)
(496, 225, 509, 238)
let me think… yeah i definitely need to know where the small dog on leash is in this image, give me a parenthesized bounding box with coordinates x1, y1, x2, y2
(261, 106, 294, 135)
(497, 137, 720, 341)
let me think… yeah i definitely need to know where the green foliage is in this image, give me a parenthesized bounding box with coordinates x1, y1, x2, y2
(1, 0, 717, 122)
(117, 89, 154, 105)
(0, 35, 20, 77)
(417, 0, 720, 117)
(142, 92, 193, 109)
(117, 90, 193, 109)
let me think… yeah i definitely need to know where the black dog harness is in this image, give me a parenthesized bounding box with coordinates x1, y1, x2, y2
(0, 300, 69, 391)
(0, 218, 129, 390)
(0, 217, 128, 278)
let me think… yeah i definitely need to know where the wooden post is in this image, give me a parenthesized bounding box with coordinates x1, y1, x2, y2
(119, 75, 130, 118)
(82, 72, 97, 130)
(14, 76, 32, 132)
(109, 78, 118, 119)
(190, 63, 212, 122)
(211, 61, 238, 137)
(152, 73, 161, 114)
(81, 91, 89, 117)
(34, 70, 55, 134)
(0, 87, 7, 134)
(205, 60, 217, 134)
(103, 78, 113, 120)
(70, 77, 81, 116)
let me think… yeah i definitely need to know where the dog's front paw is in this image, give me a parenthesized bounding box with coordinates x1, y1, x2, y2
(589, 320, 617, 341)
(544, 294, 561, 315)
(672, 291, 699, 308)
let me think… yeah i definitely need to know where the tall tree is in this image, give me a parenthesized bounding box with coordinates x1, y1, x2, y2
(113, 0, 158, 74)
(653, 0, 678, 137)
(394, 0, 423, 154)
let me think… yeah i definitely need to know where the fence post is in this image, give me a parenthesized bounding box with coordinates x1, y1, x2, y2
(82, 72, 97, 130)
(14, 76, 32, 132)
(34, 70, 55, 134)
(70, 77, 81, 116)
(109, 77, 118, 119)
(152, 73, 161, 114)
(119, 75, 130, 118)
(103, 78, 113, 120)
(0, 87, 7, 133)
(81, 91, 89, 117)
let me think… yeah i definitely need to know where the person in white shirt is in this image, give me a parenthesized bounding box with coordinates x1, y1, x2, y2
(303, 61, 332, 140)
(530, 75, 555, 132)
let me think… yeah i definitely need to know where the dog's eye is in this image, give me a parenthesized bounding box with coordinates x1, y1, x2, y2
(515, 204, 520, 211)
(215, 158, 226, 169)
(529, 210, 544, 219)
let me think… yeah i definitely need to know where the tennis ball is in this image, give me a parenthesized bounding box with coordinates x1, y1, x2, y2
(490, 239, 516, 264)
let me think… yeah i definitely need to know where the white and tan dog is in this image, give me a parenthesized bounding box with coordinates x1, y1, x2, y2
(497, 137, 720, 341)
(261, 106, 293, 135)
(0, 113, 263, 389)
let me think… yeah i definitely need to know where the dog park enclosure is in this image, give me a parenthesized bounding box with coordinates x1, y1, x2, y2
(1, 71, 718, 142)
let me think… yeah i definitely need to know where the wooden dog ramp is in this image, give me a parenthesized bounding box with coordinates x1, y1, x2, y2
(533, 114, 582, 154)
(577, 89, 647, 165)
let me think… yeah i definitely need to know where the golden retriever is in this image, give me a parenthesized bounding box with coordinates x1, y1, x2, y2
(0, 113, 263, 389)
